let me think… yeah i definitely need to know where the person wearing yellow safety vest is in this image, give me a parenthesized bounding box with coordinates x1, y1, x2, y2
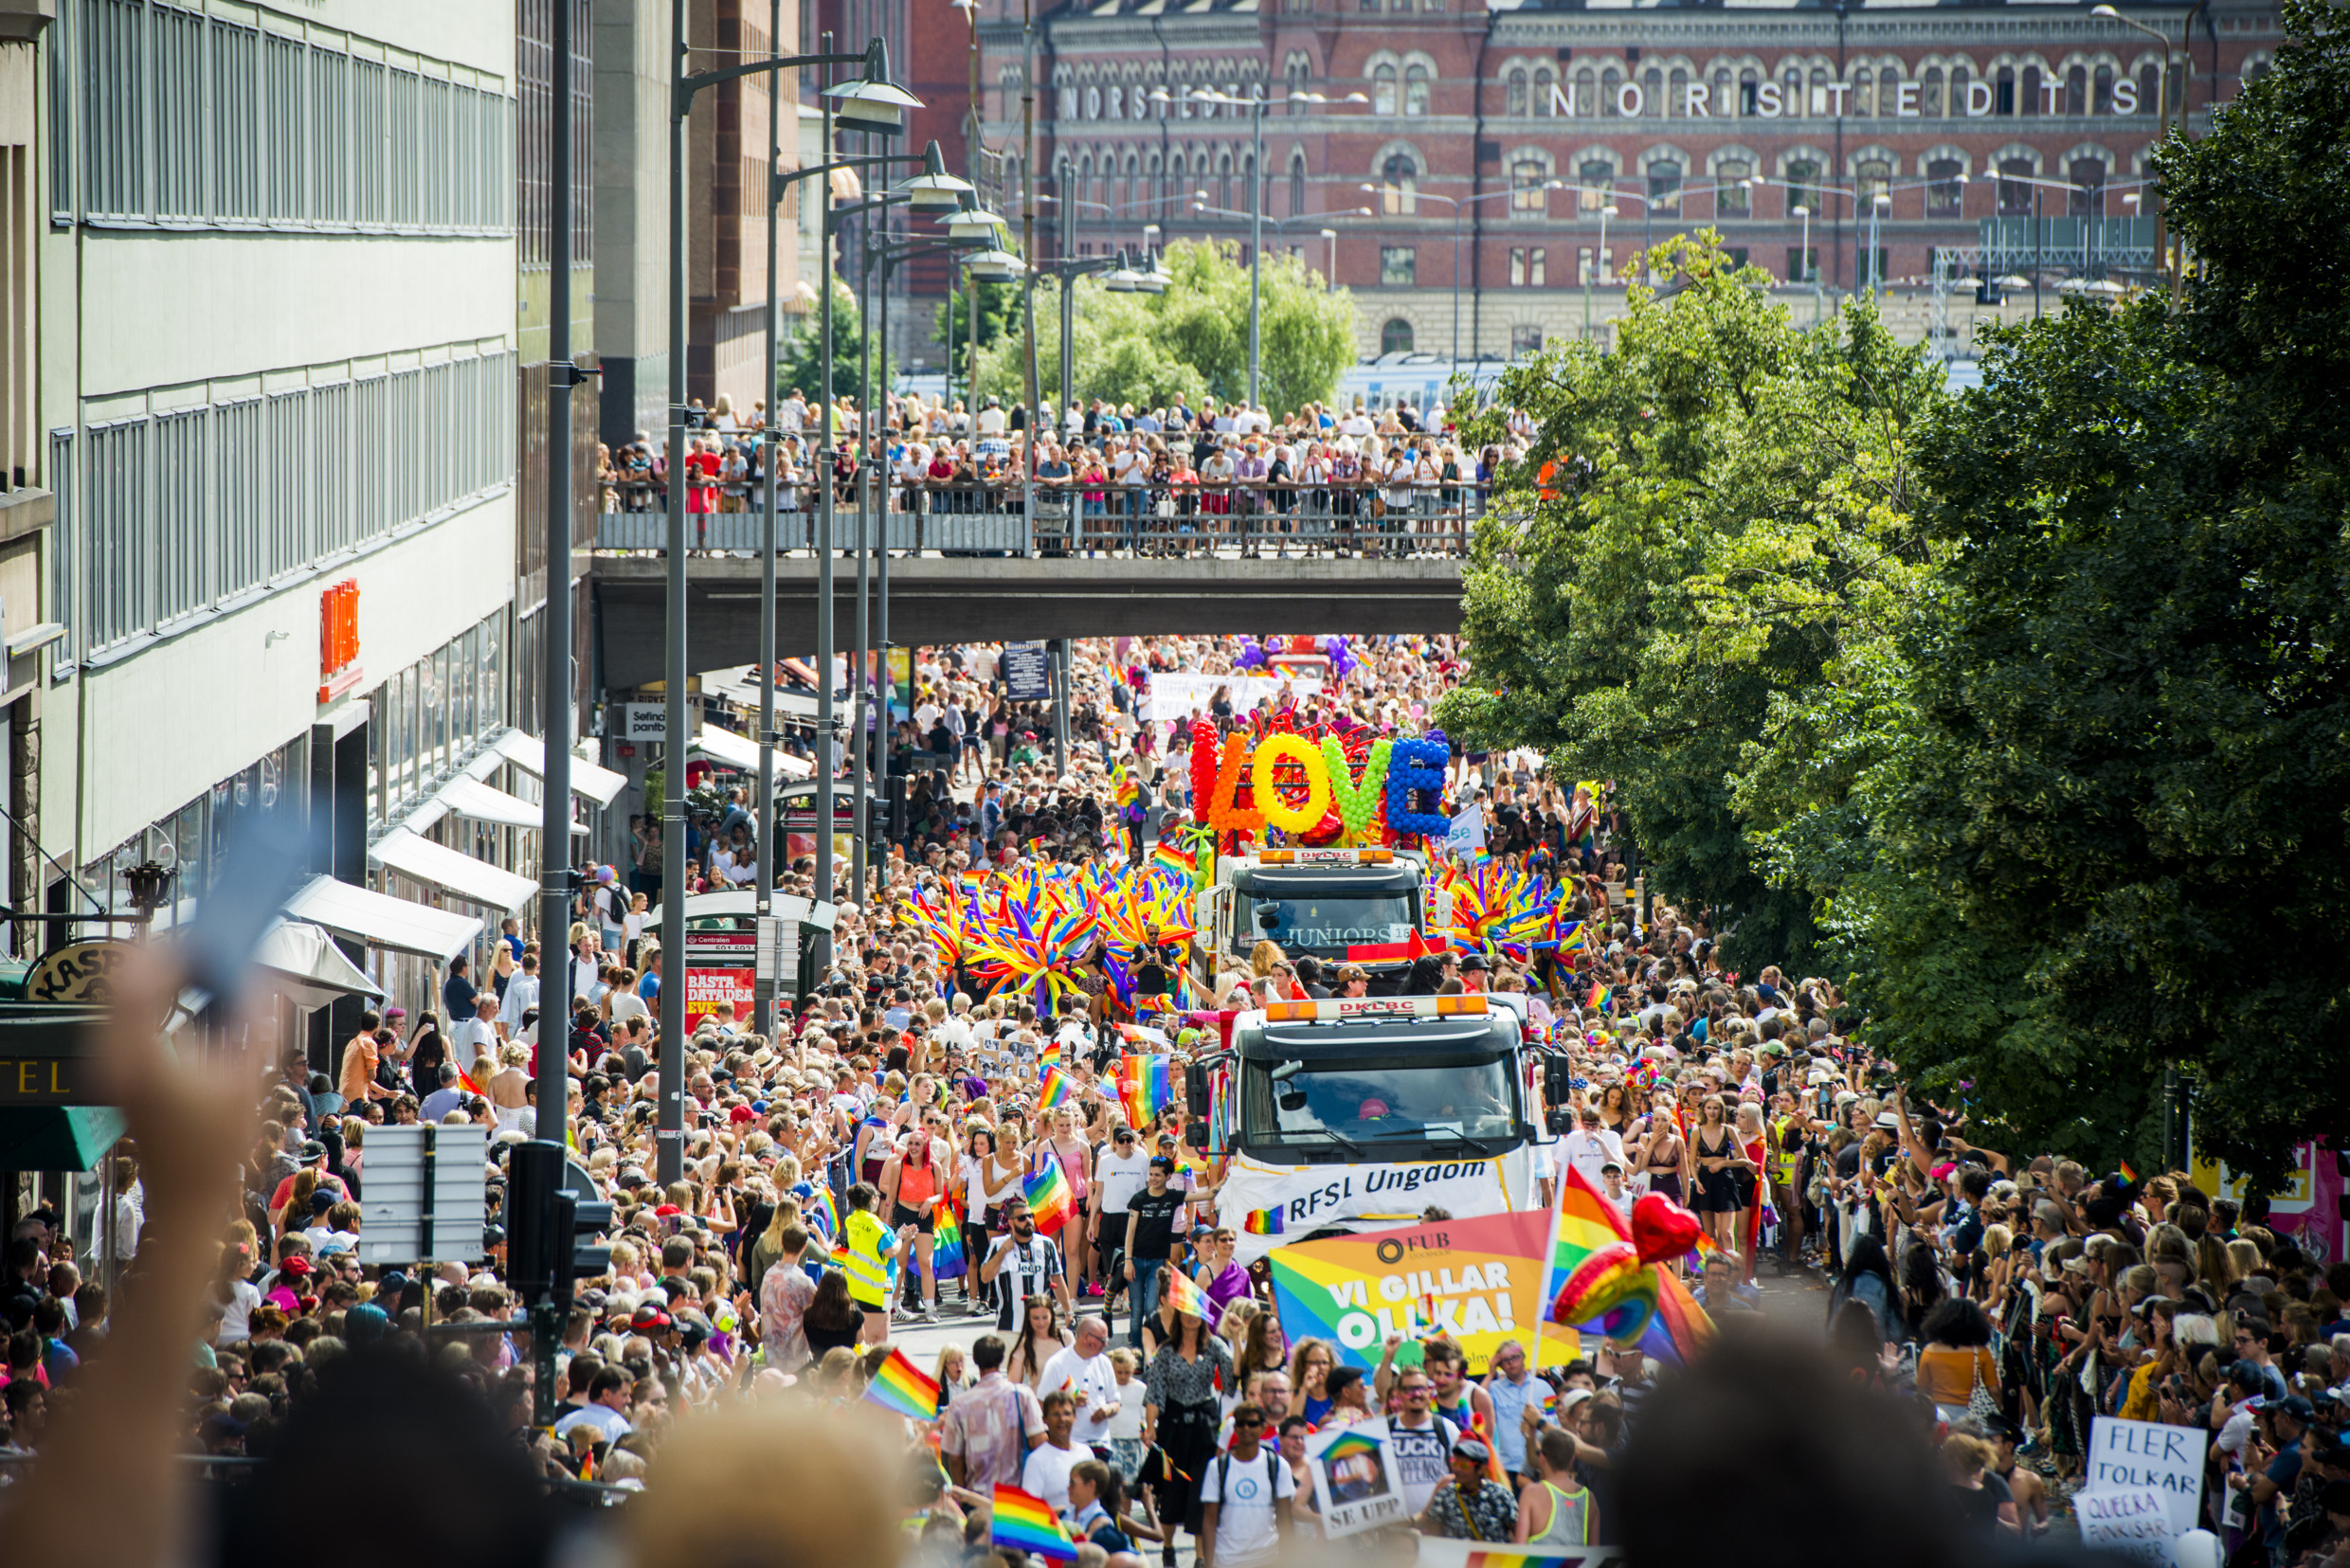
(840, 1181, 904, 1345)
(1767, 1096, 1809, 1274)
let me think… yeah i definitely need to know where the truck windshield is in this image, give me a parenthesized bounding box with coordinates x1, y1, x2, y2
(1232, 889, 1418, 955)
(1242, 1054, 1518, 1147)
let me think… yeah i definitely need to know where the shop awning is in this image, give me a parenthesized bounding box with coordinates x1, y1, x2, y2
(255, 920, 386, 1011)
(493, 731, 627, 806)
(0, 1107, 127, 1171)
(439, 775, 590, 835)
(286, 875, 483, 966)
(692, 724, 813, 779)
(369, 830, 535, 916)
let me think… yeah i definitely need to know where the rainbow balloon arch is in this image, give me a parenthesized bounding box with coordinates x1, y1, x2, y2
(895, 715, 1595, 1015)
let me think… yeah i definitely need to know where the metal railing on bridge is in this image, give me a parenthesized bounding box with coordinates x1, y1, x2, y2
(593, 478, 1514, 557)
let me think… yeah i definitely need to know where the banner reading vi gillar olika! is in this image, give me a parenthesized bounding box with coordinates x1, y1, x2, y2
(1267, 1209, 1579, 1375)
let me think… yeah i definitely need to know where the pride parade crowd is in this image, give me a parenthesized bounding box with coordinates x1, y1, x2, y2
(6, 632, 2348, 1568)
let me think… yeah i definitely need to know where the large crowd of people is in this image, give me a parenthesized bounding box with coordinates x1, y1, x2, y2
(7, 628, 2348, 1568)
(596, 388, 1546, 552)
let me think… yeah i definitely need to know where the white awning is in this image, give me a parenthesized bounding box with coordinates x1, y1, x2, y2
(706, 666, 822, 717)
(440, 774, 590, 835)
(692, 724, 813, 779)
(493, 730, 627, 806)
(286, 875, 483, 966)
(255, 920, 386, 1011)
(368, 830, 536, 916)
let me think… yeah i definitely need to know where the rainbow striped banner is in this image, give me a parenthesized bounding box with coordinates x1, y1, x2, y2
(1039, 1064, 1078, 1109)
(861, 1346, 942, 1421)
(931, 1197, 966, 1280)
(1022, 1158, 1077, 1235)
(990, 1485, 1076, 1560)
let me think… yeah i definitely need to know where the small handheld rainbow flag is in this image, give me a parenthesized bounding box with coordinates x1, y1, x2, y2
(861, 1346, 942, 1421)
(1023, 1159, 1077, 1235)
(1242, 1206, 1284, 1237)
(1038, 1064, 1078, 1109)
(1164, 1266, 1214, 1321)
(1585, 982, 1611, 1014)
(456, 1066, 485, 1096)
(990, 1484, 1077, 1560)
(2116, 1161, 2139, 1187)
(931, 1198, 967, 1280)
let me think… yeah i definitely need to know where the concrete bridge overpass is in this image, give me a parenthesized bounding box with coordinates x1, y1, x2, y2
(588, 553, 1469, 689)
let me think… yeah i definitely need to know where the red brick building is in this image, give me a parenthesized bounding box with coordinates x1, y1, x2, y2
(959, 0, 2282, 362)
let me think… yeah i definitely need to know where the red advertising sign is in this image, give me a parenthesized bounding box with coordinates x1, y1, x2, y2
(685, 966, 756, 1030)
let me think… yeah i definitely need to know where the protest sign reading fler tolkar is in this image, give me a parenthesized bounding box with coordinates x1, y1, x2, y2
(2086, 1416, 2205, 1539)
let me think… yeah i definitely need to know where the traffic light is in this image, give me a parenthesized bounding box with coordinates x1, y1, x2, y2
(885, 774, 910, 842)
(505, 1141, 612, 1312)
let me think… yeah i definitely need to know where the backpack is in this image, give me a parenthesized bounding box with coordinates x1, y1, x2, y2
(1215, 1449, 1283, 1511)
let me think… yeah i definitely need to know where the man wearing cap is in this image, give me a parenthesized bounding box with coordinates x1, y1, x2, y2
(1416, 1436, 1517, 1541)
(1458, 954, 1491, 995)
(1093, 1126, 1150, 1316)
(2232, 1394, 2312, 1564)
(1560, 1105, 1626, 1195)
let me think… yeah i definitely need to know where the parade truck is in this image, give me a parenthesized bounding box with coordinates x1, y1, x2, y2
(1189, 847, 1453, 997)
(1185, 993, 1568, 1265)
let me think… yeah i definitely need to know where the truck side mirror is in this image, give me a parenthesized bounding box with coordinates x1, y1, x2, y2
(1184, 1123, 1208, 1151)
(1185, 1062, 1211, 1118)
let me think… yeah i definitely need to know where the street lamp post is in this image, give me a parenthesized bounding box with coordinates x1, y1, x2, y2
(1584, 202, 1617, 339)
(662, 21, 914, 1182)
(538, 0, 576, 1141)
(1866, 190, 1889, 293)
(2092, 0, 2205, 304)
(1793, 204, 1815, 320)
(1356, 181, 1544, 371)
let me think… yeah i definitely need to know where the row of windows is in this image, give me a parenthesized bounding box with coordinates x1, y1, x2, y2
(57, 0, 514, 231)
(56, 352, 516, 660)
(366, 609, 511, 832)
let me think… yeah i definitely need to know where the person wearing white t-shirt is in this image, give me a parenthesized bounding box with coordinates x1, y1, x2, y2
(1020, 1389, 1087, 1515)
(1092, 1126, 1152, 1309)
(1037, 1316, 1122, 1447)
(1560, 1105, 1628, 1193)
(1199, 1402, 1294, 1568)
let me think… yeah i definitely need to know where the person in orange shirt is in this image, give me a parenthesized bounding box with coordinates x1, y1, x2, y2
(338, 1011, 394, 1108)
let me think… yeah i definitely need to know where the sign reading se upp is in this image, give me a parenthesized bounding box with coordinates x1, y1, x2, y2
(2086, 1416, 2205, 1538)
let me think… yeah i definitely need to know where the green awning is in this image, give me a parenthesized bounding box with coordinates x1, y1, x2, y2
(0, 1106, 127, 1171)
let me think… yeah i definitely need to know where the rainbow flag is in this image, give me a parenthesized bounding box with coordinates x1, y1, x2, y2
(1117, 1054, 1175, 1124)
(1584, 982, 1611, 1015)
(931, 1197, 967, 1280)
(1636, 1266, 1717, 1367)
(1452, 1553, 1595, 1568)
(990, 1485, 1076, 1560)
(1038, 1064, 1078, 1109)
(802, 1184, 840, 1242)
(1164, 1265, 1214, 1321)
(2116, 1161, 2139, 1186)
(861, 1345, 942, 1421)
(1546, 1165, 1634, 1307)
(456, 1067, 485, 1096)
(1242, 1206, 1284, 1237)
(1319, 1428, 1385, 1465)
(1023, 1158, 1077, 1235)
(1114, 766, 1140, 807)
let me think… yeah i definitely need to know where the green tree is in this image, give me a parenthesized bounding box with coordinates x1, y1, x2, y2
(932, 277, 1019, 387)
(1435, 233, 1946, 973)
(776, 277, 890, 406)
(965, 240, 1354, 417)
(1836, 0, 2350, 1181)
